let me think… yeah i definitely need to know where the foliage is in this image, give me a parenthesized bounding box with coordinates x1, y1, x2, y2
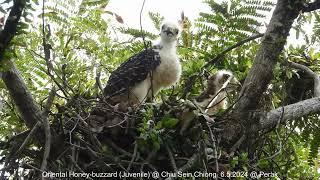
(0, 0, 320, 179)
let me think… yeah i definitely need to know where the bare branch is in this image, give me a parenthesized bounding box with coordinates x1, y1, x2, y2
(229, 135, 246, 156)
(40, 117, 51, 171)
(203, 33, 264, 69)
(302, 0, 320, 13)
(165, 145, 178, 172)
(206, 123, 219, 172)
(288, 61, 320, 97)
(260, 97, 320, 130)
(68, 155, 94, 180)
(127, 142, 138, 172)
(165, 153, 200, 180)
(95, 68, 103, 93)
(139, 0, 148, 50)
(43, 86, 56, 116)
(15, 122, 41, 156)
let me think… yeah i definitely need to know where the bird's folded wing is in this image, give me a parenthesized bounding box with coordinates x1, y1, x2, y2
(104, 48, 161, 97)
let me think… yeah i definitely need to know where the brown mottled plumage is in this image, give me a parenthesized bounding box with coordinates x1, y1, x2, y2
(196, 70, 236, 115)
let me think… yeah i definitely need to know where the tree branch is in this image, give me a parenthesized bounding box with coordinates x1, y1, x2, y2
(260, 97, 320, 130)
(302, 0, 320, 13)
(0, 0, 41, 130)
(258, 61, 320, 131)
(288, 61, 320, 97)
(165, 153, 200, 180)
(14, 121, 41, 156)
(43, 86, 56, 117)
(234, 0, 302, 114)
(2, 61, 45, 128)
(0, 0, 26, 62)
(203, 33, 264, 69)
(40, 0, 52, 171)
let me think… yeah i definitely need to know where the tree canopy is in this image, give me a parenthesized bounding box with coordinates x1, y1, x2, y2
(0, 0, 320, 179)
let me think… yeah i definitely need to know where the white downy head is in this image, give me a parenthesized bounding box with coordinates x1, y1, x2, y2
(159, 21, 180, 45)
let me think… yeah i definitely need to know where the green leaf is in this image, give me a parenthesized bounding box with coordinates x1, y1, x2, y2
(32, 0, 39, 5)
(161, 117, 179, 129)
(286, 70, 292, 79)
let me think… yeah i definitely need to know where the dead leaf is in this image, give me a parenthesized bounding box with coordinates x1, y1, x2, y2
(0, 16, 4, 26)
(114, 13, 124, 24)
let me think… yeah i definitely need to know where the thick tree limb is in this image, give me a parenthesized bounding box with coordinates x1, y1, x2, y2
(260, 97, 320, 130)
(2, 62, 45, 128)
(302, 0, 320, 13)
(258, 62, 320, 131)
(234, 0, 302, 113)
(0, 0, 26, 62)
(288, 62, 320, 97)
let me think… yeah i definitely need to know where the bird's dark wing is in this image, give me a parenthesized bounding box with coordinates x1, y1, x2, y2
(104, 48, 161, 97)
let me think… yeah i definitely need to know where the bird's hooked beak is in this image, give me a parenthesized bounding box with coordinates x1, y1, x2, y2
(164, 29, 174, 36)
(161, 26, 179, 37)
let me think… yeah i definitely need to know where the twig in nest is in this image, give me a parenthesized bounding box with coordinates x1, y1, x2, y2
(219, 90, 244, 117)
(206, 123, 219, 172)
(68, 155, 94, 180)
(229, 135, 245, 157)
(205, 94, 226, 113)
(68, 118, 80, 146)
(165, 153, 200, 180)
(204, 81, 238, 113)
(105, 139, 157, 171)
(126, 142, 138, 172)
(165, 145, 177, 172)
(21, 162, 43, 172)
(105, 139, 132, 157)
(199, 140, 209, 173)
(140, 149, 157, 173)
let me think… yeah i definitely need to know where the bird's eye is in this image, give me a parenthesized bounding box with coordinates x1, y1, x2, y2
(175, 29, 179, 34)
(161, 25, 166, 30)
